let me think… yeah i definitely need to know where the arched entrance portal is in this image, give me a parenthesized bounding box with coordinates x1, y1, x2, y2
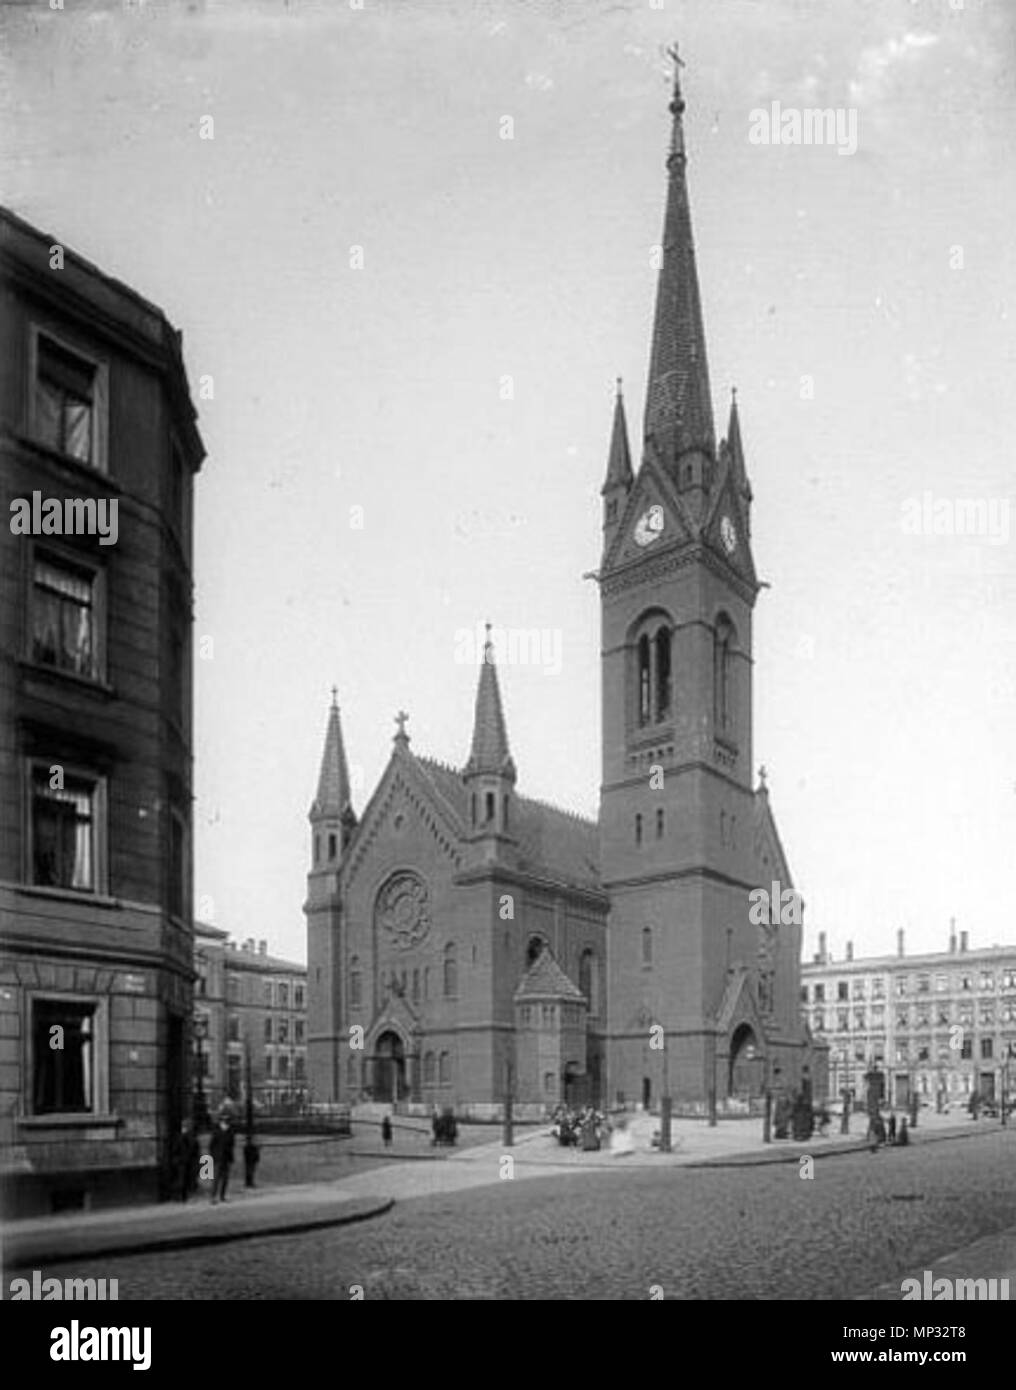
(373, 1030, 406, 1103)
(728, 1023, 761, 1099)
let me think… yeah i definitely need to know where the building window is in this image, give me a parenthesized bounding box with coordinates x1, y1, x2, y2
(959, 975, 972, 992)
(937, 1006, 951, 1027)
(424, 1051, 435, 1084)
(641, 927, 652, 967)
(295, 986, 305, 1008)
(278, 1053, 290, 1078)
(812, 1009, 825, 1032)
(544, 1071, 555, 1094)
(979, 1005, 994, 1027)
(412, 969, 420, 1002)
(265, 1053, 274, 1078)
(917, 974, 930, 993)
(227, 1015, 239, 1042)
(295, 1055, 306, 1081)
(852, 978, 866, 1000)
(1002, 969, 1016, 991)
(654, 627, 672, 720)
(656, 808, 664, 840)
(713, 614, 735, 737)
(279, 984, 288, 1008)
(31, 998, 99, 1114)
(263, 981, 272, 1006)
(871, 978, 885, 1000)
(935, 974, 949, 993)
(854, 1008, 865, 1029)
(328, 833, 337, 861)
(637, 634, 651, 726)
(871, 1006, 885, 1028)
(295, 1020, 304, 1043)
(895, 977, 908, 997)
(226, 1054, 241, 1099)
(443, 944, 457, 998)
(350, 958, 361, 1007)
(837, 981, 848, 1001)
(980, 1037, 993, 1060)
(278, 1018, 289, 1044)
(33, 332, 101, 466)
(979, 971, 995, 992)
(800, 985, 808, 1004)
(837, 1008, 849, 1031)
(264, 1017, 272, 1042)
(438, 1051, 450, 1086)
(896, 1009, 908, 1028)
(961, 1037, 972, 1060)
(814, 984, 825, 1003)
(31, 554, 102, 681)
(635, 813, 642, 847)
(579, 949, 597, 1013)
(227, 977, 240, 1004)
(30, 764, 102, 892)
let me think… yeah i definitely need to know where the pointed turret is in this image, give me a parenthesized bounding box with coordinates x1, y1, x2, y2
(309, 688, 357, 865)
(465, 626, 516, 784)
(601, 378, 633, 554)
(643, 46, 716, 502)
(463, 625, 517, 859)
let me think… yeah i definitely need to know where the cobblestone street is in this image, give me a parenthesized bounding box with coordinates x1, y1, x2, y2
(29, 1129, 1016, 1301)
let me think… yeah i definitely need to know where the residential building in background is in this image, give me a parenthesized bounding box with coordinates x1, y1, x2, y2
(194, 924, 307, 1114)
(0, 208, 204, 1215)
(802, 924, 1016, 1110)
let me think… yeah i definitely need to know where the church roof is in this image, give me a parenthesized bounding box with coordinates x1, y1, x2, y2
(415, 757, 601, 891)
(601, 379, 634, 495)
(514, 947, 585, 1002)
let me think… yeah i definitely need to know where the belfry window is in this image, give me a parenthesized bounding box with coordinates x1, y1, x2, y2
(638, 635, 651, 726)
(635, 813, 643, 846)
(654, 628, 671, 720)
(714, 615, 735, 737)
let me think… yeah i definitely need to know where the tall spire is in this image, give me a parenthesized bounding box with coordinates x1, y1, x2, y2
(465, 624, 516, 783)
(601, 377, 634, 495)
(643, 43, 716, 476)
(310, 690, 353, 820)
(726, 387, 751, 502)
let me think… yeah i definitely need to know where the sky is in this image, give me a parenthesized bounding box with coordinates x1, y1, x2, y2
(2, 0, 1014, 967)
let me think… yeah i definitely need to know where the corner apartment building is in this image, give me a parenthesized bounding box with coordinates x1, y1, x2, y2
(801, 924, 1016, 1110)
(0, 208, 204, 1214)
(194, 924, 307, 1112)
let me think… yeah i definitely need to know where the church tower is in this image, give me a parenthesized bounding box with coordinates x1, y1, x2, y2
(599, 53, 806, 1110)
(462, 625, 518, 868)
(305, 690, 357, 1102)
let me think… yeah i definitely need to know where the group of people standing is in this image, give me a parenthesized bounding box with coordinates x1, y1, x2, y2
(169, 1114, 261, 1203)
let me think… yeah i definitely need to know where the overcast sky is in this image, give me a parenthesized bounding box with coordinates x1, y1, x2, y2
(3, 0, 1014, 967)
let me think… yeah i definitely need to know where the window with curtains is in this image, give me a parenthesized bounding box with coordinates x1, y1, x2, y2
(32, 554, 102, 681)
(30, 765, 102, 892)
(32, 998, 97, 1114)
(33, 333, 99, 466)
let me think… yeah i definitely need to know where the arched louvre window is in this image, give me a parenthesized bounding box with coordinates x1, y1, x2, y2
(638, 634, 651, 726)
(443, 943, 457, 997)
(635, 813, 642, 847)
(642, 926, 653, 966)
(438, 1051, 450, 1085)
(654, 627, 672, 720)
(714, 615, 735, 736)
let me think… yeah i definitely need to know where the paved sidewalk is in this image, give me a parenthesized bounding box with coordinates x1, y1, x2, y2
(3, 1184, 392, 1268)
(863, 1226, 1016, 1300)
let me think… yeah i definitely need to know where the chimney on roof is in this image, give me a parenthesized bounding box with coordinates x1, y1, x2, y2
(960, 930, 968, 953)
(817, 931, 827, 964)
(949, 918, 957, 954)
(259, 940, 267, 956)
(846, 941, 853, 962)
(897, 929, 905, 958)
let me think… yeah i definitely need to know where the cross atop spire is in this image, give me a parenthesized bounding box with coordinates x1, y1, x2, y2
(394, 709, 410, 745)
(643, 41, 716, 479)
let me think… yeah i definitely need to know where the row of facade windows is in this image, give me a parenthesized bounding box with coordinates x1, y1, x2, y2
(804, 968, 1016, 1004)
(224, 978, 304, 1008)
(222, 1015, 305, 1043)
(348, 943, 603, 1008)
(813, 1002, 1016, 1032)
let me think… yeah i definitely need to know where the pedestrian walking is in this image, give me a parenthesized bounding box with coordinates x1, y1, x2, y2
(171, 1119, 199, 1202)
(209, 1114, 235, 1203)
(887, 1111, 897, 1144)
(381, 1113, 393, 1149)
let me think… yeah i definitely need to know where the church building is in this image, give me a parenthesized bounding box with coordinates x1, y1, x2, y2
(306, 59, 819, 1118)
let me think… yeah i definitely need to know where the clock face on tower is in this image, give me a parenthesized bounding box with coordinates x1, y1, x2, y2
(720, 514, 737, 554)
(634, 504, 665, 547)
